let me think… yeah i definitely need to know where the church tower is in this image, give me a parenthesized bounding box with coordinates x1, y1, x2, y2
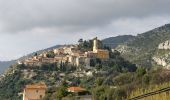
(93, 37, 98, 53)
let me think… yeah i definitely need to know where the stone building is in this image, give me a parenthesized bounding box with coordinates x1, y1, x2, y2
(53, 48, 64, 55)
(23, 82, 47, 100)
(92, 37, 109, 59)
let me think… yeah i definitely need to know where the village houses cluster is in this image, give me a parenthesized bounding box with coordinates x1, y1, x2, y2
(18, 37, 110, 68)
(21, 37, 109, 100)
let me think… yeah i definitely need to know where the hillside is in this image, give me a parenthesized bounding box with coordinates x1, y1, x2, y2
(0, 38, 138, 100)
(0, 35, 169, 100)
(116, 24, 170, 68)
(102, 35, 135, 48)
(1, 25, 170, 99)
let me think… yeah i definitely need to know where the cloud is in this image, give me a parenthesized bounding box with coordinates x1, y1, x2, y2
(0, 0, 170, 60)
(0, 0, 170, 33)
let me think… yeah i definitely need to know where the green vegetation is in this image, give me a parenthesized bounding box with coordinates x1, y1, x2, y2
(115, 24, 170, 68)
(0, 70, 33, 99)
(102, 35, 135, 48)
(0, 61, 169, 100)
(128, 82, 170, 100)
(77, 38, 103, 52)
(46, 51, 55, 58)
(78, 38, 93, 51)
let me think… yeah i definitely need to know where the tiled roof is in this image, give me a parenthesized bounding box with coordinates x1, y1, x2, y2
(25, 83, 47, 89)
(67, 87, 85, 92)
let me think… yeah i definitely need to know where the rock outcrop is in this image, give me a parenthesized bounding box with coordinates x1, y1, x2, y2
(158, 40, 170, 49)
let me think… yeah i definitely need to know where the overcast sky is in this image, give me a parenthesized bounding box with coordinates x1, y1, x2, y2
(0, 0, 170, 61)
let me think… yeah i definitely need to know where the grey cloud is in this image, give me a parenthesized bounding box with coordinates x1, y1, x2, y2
(0, 0, 170, 33)
(1, 0, 170, 60)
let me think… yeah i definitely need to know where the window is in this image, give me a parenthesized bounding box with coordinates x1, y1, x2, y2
(40, 95, 42, 98)
(36, 90, 38, 93)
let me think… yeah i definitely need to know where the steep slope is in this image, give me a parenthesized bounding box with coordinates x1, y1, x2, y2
(102, 35, 135, 48)
(116, 24, 170, 68)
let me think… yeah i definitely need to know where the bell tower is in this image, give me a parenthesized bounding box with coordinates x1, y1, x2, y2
(93, 37, 98, 53)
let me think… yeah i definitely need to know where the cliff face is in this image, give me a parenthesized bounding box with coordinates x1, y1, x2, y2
(158, 40, 170, 49)
(152, 57, 170, 69)
(152, 41, 170, 69)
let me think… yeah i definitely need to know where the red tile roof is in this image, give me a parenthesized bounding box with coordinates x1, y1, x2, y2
(67, 87, 86, 92)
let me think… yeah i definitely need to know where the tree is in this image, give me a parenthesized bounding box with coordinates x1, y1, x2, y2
(56, 87, 68, 100)
(34, 52, 38, 56)
(90, 59, 96, 67)
(78, 38, 83, 44)
(114, 88, 127, 100)
(95, 77, 104, 86)
(46, 51, 55, 58)
(136, 67, 146, 77)
(92, 86, 107, 100)
(142, 74, 150, 85)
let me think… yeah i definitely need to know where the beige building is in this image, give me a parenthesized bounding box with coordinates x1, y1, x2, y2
(67, 50, 86, 66)
(93, 37, 109, 59)
(95, 49, 109, 59)
(68, 55, 77, 66)
(54, 55, 68, 63)
(23, 83, 47, 100)
(53, 48, 64, 54)
(24, 57, 40, 66)
(63, 46, 77, 55)
(76, 56, 86, 66)
(41, 58, 55, 63)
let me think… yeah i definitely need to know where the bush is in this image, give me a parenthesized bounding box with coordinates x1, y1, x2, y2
(56, 87, 68, 100)
(136, 67, 146, 77)
(114, 88, 127, 100)
(95, 77, 104, 86)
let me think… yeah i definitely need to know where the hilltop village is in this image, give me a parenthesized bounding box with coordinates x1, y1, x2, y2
(18, 37, 110, 100)
(1, 37, 138, 100)
(18, 37, 110, 69)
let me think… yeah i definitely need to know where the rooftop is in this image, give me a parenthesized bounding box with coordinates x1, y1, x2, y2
(25, 82, 47, 89)
(67, 86, 86, 92)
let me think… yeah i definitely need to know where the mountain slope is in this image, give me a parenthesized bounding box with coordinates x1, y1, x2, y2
(116, 24, 170, 68)
(102, 35, 135, 48)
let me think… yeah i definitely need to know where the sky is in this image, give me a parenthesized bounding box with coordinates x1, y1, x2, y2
(0, 0, 170, 61)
